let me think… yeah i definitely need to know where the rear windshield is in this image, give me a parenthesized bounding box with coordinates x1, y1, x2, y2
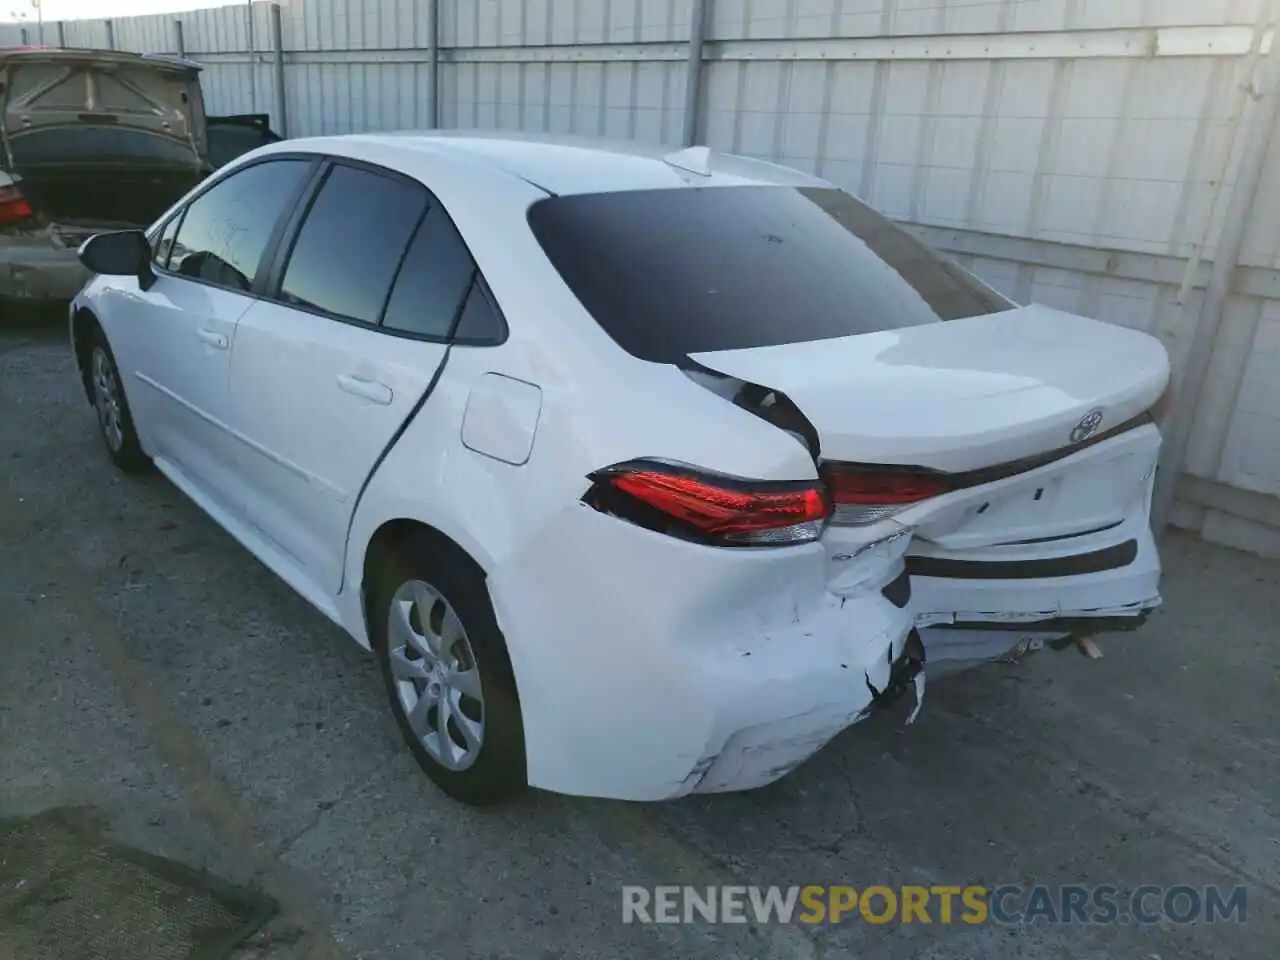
(8, 127, 198, 166)
(527, 185, 1013, 363)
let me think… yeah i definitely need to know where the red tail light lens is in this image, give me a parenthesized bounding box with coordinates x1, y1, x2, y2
(586, 459, 831, 546)
(822, 465, 951, 525)
(0, 184, 33, 224)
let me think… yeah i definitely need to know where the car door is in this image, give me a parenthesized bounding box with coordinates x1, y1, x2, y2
(206, 114, 283, 170)
(116, 156, 316, 508)
(225, 160, 481, 593)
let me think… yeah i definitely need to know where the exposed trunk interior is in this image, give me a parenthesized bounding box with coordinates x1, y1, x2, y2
(0, 50, 206, 226)
(18, 165, 202, 225)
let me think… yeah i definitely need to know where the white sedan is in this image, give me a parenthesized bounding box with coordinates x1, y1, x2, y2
(69, 132, 1170, 805)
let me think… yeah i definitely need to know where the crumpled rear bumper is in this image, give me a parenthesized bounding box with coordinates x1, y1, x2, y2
(487, 505, 917, 801)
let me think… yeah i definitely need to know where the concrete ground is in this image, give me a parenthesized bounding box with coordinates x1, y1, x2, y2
(2, 321, 1278, 960)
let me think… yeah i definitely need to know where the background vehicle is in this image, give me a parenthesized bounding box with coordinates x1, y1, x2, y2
(0, 47, 279, 312)
(69, 132, 1170, 806)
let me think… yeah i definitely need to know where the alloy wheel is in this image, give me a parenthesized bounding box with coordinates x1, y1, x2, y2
(91, 347, 124, 453)
(387, 579, 486, 771)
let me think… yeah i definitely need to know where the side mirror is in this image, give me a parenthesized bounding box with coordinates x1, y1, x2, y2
(78, 230, 155, 290)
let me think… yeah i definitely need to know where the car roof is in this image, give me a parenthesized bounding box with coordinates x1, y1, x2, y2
(276, 130, 833, 197)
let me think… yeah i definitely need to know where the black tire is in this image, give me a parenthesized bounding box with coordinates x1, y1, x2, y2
(370, 533, 527, 806)
(86, 326, 149, 473)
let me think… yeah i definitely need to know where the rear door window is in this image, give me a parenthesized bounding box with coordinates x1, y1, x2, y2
(380, 206, 477, 339)
(167, 158, 311, 292)
(527, 185, 1014, 364)
(450, 280, 505, 344)
(278, 163, 427, 325)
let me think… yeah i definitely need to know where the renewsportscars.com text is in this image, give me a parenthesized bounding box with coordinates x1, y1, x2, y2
(621, 884, 1248, 926)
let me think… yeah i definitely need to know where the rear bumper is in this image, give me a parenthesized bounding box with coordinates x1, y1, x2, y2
(912, 512, 1162, 625)
(0, 237, 91, 303)
(915, 521, 1162, 675)
(488, 505, 917, 801)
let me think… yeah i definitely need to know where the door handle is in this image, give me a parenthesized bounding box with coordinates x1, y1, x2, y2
(337, 373, 394, 406)
(196, 327, 228, 350)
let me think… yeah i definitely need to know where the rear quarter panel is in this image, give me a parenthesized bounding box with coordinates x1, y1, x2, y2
(332, 145, 820, 645)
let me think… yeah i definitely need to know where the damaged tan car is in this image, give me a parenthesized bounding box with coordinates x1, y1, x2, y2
(0, 46, 279, 313)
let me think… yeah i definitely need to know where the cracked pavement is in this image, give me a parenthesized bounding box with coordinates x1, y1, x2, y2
(2, 322, 1279, 959)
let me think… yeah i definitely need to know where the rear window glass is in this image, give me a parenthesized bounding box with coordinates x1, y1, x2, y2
(527, 185, 1013, 364)
(8, 127, 198, 166)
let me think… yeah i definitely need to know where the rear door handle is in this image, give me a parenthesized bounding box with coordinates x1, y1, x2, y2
(337, 373, 394, 406)
(195, 328, 228, 350)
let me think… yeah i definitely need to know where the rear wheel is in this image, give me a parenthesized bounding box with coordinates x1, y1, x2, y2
(371, 536, 526, 806)
(88, 329, 148, 473)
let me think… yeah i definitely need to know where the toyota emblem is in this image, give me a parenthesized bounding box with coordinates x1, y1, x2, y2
(1070, 408, 1104, 444)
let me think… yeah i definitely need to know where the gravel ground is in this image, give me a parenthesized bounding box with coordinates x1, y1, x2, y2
(2, 320, 1278, 960)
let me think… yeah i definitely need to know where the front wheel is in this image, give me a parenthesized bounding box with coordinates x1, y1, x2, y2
(371, 537, 527, 806)
(88, 330, 148, 473)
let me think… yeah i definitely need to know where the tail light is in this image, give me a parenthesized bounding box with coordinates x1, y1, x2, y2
(822, 464, 951, 525)
(0, 182, 32, 224)
(585, 459, 831, 546)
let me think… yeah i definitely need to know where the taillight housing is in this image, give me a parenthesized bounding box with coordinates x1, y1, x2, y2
(0, 182, 32, 224)
(821, 464, 952, 526)
(585, 459, 831, 547)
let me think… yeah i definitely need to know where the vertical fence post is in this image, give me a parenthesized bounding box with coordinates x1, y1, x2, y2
(427, 0, 439, 129)
(174, 18, 185, 57)
(1153, 5, 1280, 533)
(247, 1, 257, 113)
(270, 2, 288, 136)
(56, 20, 65, 47)
(104, 19, 115, 50)
(682, 0, 710, 146)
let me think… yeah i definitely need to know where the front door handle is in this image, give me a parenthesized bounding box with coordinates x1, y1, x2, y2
(337, 373, 393, 406)
(196, 327, 228, 350)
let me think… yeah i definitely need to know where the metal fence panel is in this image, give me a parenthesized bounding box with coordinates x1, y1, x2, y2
(7, 0, 1280, 551)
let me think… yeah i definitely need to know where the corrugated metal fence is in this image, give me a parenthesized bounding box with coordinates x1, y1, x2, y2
(7, 0, 1280, 555)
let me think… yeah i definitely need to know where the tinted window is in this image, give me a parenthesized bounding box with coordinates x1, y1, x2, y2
(280, 164, 427, 325)
(168, 159, 310, 292)
(452, 280, 505, 344)
(381, 207, 476, 338)
(527, 186, 1013, 363)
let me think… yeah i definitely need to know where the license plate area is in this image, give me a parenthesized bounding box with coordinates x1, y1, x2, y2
(912, 428, 1160, 551)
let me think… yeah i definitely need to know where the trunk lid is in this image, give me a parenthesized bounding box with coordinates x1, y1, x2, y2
(0, 49, 205, 224)
(689, 304, 1170, 475)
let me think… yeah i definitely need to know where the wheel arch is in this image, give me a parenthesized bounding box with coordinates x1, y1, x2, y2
(357, 515, 493, 651)
(71, 305, 101, 405)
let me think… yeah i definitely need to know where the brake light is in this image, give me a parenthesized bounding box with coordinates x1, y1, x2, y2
(822, 465, 951, 525)
(585, 459, 831, 546)
(0, 184, 32, 224)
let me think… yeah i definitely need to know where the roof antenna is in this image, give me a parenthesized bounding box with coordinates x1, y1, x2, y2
(663, 145, 712, 176)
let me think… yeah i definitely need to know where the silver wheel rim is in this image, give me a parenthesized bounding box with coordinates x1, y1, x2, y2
(91, 347, 124, 453)
(388, 579, 485, 771)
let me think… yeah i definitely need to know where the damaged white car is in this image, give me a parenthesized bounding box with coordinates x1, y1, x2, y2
(69, 132, 1169, 805)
